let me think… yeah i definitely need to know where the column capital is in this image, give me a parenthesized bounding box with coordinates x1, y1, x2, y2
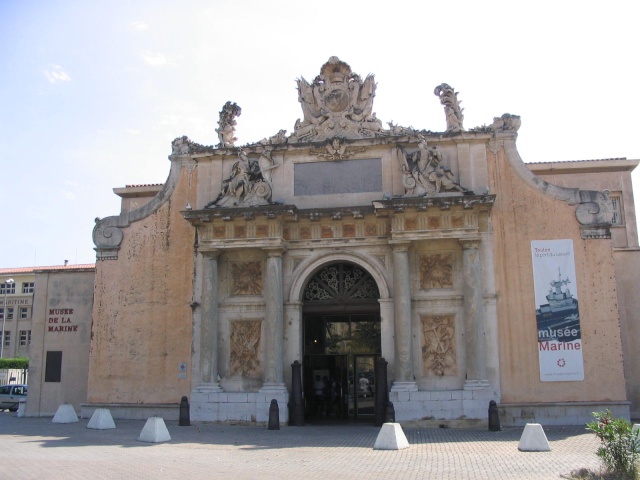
(390, 240, 411, 253)
(459, 238, 481, 250)
(200, 248, 220, 259)
(264, 247, 285, 258)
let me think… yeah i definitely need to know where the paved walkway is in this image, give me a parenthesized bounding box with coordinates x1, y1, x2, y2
(0, 412, 601, 479)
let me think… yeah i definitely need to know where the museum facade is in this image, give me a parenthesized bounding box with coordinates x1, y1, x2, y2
(85, 57, 640, 426)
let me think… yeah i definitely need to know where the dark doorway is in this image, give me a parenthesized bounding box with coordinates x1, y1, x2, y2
(301, 263, 381, 423)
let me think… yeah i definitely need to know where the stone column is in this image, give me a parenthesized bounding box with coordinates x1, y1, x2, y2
(391, 242, 417, 392)
(260, 248, 286, 393)
(460, 239, 489, 388)
(198, 250, 222, 392)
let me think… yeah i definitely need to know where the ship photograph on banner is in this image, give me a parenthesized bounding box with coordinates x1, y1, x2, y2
(531, 239, 585, 382)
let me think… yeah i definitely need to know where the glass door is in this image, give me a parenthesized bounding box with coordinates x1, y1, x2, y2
(353, 355, 376, 418)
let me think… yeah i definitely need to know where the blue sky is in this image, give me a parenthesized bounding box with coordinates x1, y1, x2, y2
(1, 1, 639, 268)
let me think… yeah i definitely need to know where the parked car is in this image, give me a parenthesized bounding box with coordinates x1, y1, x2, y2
(0, 384, 27, 412)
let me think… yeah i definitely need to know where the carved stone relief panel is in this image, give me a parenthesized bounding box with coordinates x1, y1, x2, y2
(229, 320, 262, 378)
(419, 254, 453, 289)
(343, 224, 355, 237)
(256, 224, 269, 237)
(234, 225, 246, 238)
(214, 226, 226, 238)
(231, 261, 263, 295)
(421, 314, 456, 377)
(321, 225, 333, 238)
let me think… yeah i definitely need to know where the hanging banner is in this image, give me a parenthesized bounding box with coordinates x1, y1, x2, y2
(531, 240, 584, 382)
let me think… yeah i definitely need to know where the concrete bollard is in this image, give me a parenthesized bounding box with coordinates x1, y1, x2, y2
(268, 399, 280, 430)
(17, 399, 26, 418)
(179, 396, 190, 426)
(488, 400, 501, 431)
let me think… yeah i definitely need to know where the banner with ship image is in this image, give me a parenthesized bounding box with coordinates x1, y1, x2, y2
(531, 239, 584, 382)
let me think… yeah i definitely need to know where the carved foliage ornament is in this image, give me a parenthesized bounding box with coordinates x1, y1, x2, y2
(419, 254, 453, 289)
(421, 314, 456, 376)
(231, 261, 263, 296)
(229, 320, 262, 377)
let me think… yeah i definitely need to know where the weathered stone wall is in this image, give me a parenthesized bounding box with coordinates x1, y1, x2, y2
(489, 141, 627, 404)
(87, 163, 196, 405)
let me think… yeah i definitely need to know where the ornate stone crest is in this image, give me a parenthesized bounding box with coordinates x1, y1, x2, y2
(309, 138, 365, 160)
(288, 57, 383, 143)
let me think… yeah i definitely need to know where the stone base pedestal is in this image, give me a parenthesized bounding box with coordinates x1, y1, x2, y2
(189, 386, 290, 425)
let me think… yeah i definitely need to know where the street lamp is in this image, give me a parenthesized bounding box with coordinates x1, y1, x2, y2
(1, 278, 14, 358)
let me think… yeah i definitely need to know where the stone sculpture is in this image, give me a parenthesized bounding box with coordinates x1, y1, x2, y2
(289, 57, 383, 143)
(206, 149, 278, 207)
(396, 138, 467, 196)
(491, 113, 521, 132)
(434, 83, 464, 133)
(216, 101, 242, 147)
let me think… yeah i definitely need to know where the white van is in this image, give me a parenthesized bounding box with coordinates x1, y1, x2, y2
(0, 384, 27, 412)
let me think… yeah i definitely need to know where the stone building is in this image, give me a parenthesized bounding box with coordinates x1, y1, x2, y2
(87, 57, 639, 426)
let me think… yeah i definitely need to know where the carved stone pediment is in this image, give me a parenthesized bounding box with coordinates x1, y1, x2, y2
(288, 57, 383, 143)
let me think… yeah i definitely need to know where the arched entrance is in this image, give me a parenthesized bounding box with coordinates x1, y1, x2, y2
(302, 262, 381, 423)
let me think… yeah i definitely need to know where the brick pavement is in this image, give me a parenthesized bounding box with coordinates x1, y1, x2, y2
(0, 412, 602, 479)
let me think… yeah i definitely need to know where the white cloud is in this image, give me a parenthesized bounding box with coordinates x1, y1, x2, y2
(61, 190, 76, 201)
(44, 65, 71, 84)
(141, 51, 167, 67)
(130, 21, 149, 31)
(126, 129, 141, 135)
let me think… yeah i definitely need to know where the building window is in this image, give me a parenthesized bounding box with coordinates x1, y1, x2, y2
(3, 331, 10, 347)
(22, 282, 34, 294)
(0, 282, 16, 295)
(0, 308, 14, 320)
(19, 330, 31, 346)
(19, 307, 28, 319)
(611, 194, 624, 226)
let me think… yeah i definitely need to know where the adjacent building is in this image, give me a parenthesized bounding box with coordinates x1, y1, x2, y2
(0, 264, 95, 415)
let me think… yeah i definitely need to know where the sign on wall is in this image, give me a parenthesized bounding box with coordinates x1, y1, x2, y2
(531, 240, 584, 382)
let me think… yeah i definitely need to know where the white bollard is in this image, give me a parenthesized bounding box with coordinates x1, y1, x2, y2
(138, 416, 171, 443)
(518, 423, 551, 451)
(373, 422, 410, 450)
(52, 404, 79, 423)
(17, 399, 26, 418)
(87, 408, 116, 430)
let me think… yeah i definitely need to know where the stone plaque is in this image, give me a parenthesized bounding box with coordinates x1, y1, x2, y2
(294, 158, 382, 196)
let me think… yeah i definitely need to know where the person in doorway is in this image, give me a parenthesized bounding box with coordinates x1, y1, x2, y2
(359, 373, 370, 393)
